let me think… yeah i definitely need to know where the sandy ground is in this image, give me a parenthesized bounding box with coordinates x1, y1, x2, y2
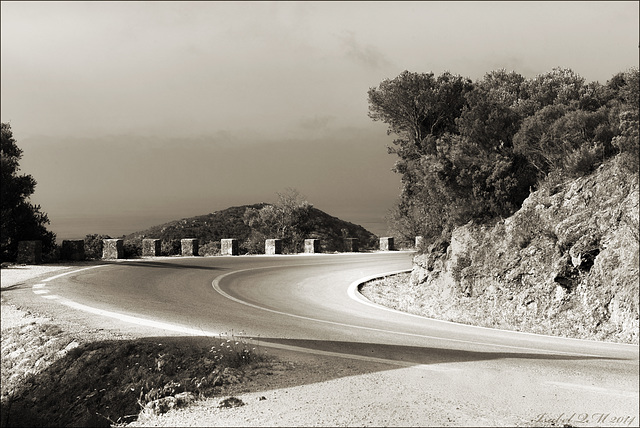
(1, 264, 536, 427)
(1, 264, 75, 329)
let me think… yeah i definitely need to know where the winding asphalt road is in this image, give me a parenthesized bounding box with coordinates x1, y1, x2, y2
(30, 252, 639, 426)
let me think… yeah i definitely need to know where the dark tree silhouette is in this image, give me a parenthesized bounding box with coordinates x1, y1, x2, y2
(1, 123, 56, 262)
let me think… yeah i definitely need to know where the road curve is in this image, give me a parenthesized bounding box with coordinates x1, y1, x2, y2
(36, 252, 639, 425)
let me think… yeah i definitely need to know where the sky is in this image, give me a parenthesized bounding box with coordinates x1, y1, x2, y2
(2, 1, 638, 241)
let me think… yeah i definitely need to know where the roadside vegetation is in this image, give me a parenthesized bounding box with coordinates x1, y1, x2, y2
(369, 67, 638, 248)
(120, 188, 378, 256)
(365, 66, 639, 343)
(1, 123, 56, 263)
(66, 189, 378, 260)
(1, 321, 269, 427)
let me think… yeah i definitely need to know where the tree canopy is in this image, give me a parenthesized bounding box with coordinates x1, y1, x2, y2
(370, 67, 639, 245)
(243, 188, 314, 253)
(1, 123, 56, 262)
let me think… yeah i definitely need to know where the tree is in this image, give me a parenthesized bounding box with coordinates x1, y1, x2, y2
(368, 71, 474, 240)
(369, 70, 536, 242)
(370, 67, 637, 248)
(456, 69, 526, 154)
(521, 67, 587, 112)
(243, 188, 313, 253)
(368, 70, 473, 157)
(1, 123, 56, 262)
(514, 104, 620, 179)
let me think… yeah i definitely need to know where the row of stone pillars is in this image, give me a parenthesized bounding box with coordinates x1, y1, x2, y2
(93, 238, 357, 259)
(16, 236, 417, 263)
(99, 237, 398, 258)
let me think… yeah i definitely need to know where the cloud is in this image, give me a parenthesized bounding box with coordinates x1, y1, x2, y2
(339, 31, 391, 70)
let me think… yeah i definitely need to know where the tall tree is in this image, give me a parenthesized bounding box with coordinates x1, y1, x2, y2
(1, 123, 56, 262)
(369, 70, 536, 241)
(457, 69, 526, 154)
(243, 188, 313, 253)
(368, 71, 473, 240)
(521, 67, 587, 112)
(368, 70, 473, 157)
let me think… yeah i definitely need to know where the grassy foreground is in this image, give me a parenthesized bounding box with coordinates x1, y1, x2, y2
(1, 320, 268, 427)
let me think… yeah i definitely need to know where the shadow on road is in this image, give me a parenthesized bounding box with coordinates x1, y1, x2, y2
(103, 260, 225, 271)
(1, 331, 632, 428)
(0, 282, 29, 291)
(254, 337, 627, 365)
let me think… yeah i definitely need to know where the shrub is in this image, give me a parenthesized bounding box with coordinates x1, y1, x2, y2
(612, 110, 639, 173)
(241, 232, 267, 255)
(161, 239, 181, 256)
(123, 240, 142, 258)
(561, 143, 605, 179)
(84, 234, 111, 260)
(1, 329, 266, 427)
(42, 243, 60, 263)
(199, 240, 220, 256)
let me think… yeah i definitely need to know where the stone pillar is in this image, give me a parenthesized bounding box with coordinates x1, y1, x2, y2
(142, 239, 161, 257)
(304, 239, 320, 254)
(344, 238, 359, 252)
(102, 239, 124, 259)
(265, 239, 282, 255)
(415, 236, 425, 249)
(181, 239, 199, 256)
(17, 241, 42, 264)
(61, 240, 85, 261)
(221, 239, 238, 256)
(379, 237, 395, 251)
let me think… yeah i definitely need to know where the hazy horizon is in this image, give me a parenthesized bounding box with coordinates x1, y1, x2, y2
(2, 1, 638, 242)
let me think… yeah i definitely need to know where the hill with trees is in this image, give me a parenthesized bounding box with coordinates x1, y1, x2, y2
(118, 189, 378, 256)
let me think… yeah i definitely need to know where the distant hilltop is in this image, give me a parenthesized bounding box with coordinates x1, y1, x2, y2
(121, 203, 379, 256)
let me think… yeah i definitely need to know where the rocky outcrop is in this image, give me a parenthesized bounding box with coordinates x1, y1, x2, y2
(410, 159, 639, 343)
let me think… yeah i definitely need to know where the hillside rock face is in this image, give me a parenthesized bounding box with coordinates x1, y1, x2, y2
(410, 160, 639, 343)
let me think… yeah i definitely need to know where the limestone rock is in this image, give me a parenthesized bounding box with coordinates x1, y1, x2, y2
(410, 160, 639, 343)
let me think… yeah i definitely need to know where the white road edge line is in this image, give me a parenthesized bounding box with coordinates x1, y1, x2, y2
(42, 265, 108, 282)
(211, 267, 601, 357)
(37, 262, 459, 370)
(348, 269, 639, 349)
(58, 299, 224, 337)
(39, 260, 631, 367)
(244, 340, 460, 372)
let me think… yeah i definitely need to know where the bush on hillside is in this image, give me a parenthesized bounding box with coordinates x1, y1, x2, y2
(84, 234, 111, 260)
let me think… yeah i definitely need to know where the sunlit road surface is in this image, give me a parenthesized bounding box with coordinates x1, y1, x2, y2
(39, 252, 639, 426)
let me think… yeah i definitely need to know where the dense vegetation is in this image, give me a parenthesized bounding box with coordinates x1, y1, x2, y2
(368, 67, 639, 246)
(0, 123, 56, 262)
(119, 190, 378, 256)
